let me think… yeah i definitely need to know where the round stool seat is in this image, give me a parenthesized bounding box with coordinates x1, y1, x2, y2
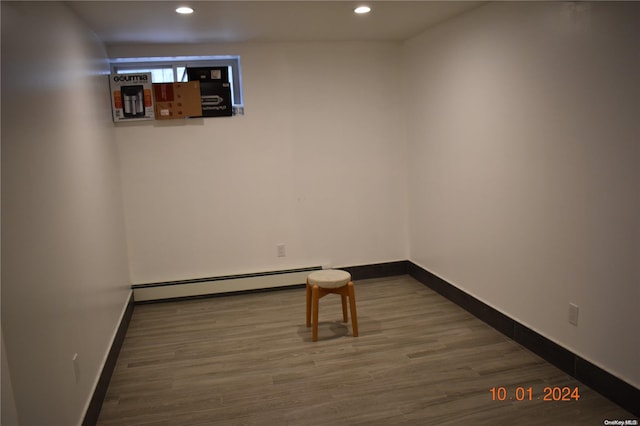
(307, 269, 351, 289)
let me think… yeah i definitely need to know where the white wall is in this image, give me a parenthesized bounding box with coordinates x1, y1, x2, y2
(1, 2, 131, 425)
(108, 42, 409, 284)
(404, 2, 639, 387)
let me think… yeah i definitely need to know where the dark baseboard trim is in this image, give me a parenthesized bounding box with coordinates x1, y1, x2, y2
(341, 260, 409, 281)
(407, 261, 639, 417)
(575, 356, 640, 418)
(82, 292, 135, 426)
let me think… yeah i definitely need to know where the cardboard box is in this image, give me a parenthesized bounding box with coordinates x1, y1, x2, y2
(153, 81, 202, 119)
(109, 73, 154, 122)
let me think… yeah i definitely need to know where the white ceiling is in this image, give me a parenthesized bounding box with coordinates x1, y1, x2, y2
(66, 1, 482, 45)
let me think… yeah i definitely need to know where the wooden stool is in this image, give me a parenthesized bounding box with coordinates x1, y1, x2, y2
(306, 269, 358, 342)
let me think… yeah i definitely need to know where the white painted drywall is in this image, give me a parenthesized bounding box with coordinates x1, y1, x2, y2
(1, 2, 132, 425)
(404, 2, 639, 387)
(109, 42, 409, 284)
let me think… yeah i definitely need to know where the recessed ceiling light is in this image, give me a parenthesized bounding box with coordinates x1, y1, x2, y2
(176, 6, 194, 14)
(354, 6, 371, 14)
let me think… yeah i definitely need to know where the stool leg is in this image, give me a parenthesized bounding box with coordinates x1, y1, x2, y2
(347, 282, 358, 337)
(341, 294, 348, 323)
(312, 284, 320, 341)
(306, 281, 312, 327)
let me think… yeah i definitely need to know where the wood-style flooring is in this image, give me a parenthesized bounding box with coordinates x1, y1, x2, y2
(97, 275, 634, 425)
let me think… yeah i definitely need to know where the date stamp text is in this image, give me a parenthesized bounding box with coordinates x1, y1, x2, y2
(490, 386, 580, 401)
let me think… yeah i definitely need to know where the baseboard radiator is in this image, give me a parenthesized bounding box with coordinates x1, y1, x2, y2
(132, 266, 322, 302)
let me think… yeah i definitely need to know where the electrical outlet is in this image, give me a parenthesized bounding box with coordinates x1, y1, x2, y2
(277, 244, 286, 257)
(568, 303, 579, 326)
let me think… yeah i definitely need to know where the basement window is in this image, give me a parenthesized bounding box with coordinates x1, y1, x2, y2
(110, 56, 244, 114)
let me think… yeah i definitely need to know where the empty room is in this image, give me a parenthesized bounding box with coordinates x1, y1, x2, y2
(1, 1, 638, 425)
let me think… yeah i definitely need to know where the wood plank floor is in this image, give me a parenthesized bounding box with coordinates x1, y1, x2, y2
(97, 275, 634, 425)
